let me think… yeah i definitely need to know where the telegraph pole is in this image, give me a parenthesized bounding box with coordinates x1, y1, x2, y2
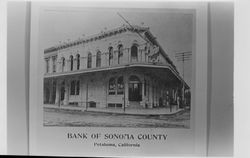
(175, 51, 192, 109)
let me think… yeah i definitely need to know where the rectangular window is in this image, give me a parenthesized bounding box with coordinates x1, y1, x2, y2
(117, 77, 124, 95)
(108, 78, 116, 95)
(108, 103, 115, 108)
(70, 81, 75, 95)
(52, 56, 57, 72)
(71, 80, 80, 95)
(76, 80, 80, 95)
(45, 59, 49, 73)
(144, 80, 146, 96)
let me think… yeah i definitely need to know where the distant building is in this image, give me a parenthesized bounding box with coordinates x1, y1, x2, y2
(43, 25, 189, 109)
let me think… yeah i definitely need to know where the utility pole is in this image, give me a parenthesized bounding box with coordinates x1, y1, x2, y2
(175, 51, 192, 109)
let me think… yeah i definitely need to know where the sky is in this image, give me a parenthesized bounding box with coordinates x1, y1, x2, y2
(40, 7, 193, 86)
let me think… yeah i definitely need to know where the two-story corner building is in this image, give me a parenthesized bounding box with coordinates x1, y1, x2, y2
(43, 25, 190, 110)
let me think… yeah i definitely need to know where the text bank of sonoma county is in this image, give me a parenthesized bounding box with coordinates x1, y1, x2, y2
(43, 25, 191, 111)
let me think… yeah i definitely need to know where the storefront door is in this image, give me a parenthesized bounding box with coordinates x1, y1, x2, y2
(129, 75, 142, 101)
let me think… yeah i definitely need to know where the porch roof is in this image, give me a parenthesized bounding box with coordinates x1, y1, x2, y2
(44, 63, 189, 89)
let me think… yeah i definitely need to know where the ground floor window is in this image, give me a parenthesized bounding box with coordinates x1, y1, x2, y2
(109, 76, 124, 95)
(70, 80, 80, 95)
(117, 76, 124, 95)
(108, 77, 116, 95)
(108, 103, 122, 108)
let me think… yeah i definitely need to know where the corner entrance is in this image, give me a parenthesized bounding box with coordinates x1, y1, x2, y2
(128, 75, 142, 102)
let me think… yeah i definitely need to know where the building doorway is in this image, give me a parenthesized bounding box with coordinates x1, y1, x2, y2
(129, 75, 142, 101)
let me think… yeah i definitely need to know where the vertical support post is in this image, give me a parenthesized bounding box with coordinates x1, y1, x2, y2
(86, 79, 88, 111)
(123, 87, 126, 113)
(123, 67, 127, 112)
(55, 79, 60, 107)
(64, 79, 69, 106)
(141, 74, 145, 108)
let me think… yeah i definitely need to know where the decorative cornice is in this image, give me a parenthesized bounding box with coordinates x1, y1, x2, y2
(44, 25, 149, 54)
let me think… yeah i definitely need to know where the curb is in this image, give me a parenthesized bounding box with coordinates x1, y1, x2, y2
(44, 106, 188, 117)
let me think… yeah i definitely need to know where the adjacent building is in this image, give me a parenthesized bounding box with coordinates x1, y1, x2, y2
(43, 25, 190, 109)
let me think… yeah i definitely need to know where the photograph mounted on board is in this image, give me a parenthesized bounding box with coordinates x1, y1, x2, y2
(42, 8, 194, 128)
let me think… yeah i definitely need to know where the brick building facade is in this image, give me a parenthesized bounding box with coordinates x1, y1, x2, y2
(43, 25, 189, 109)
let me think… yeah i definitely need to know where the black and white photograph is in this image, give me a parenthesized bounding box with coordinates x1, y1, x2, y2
(28, 2, 209, 156)
(42, 8, 193, 128)
(3, 0, 237, 157)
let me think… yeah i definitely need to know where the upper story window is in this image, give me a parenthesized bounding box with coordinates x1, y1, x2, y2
(96, 51, 101, 67)
(76, 54, 80, 70)
(108, 47, 113, 66)
(45, 58, 49, 73)
(61, 57, 65, 72)
(108, 77, 116, 95)
(117, 76, 124, 95)
(87, 52, 92, 68)
(131, 44, 138, 62)
(70, 55, 73, 71)
(52, 56, 57, 72)
(118, 44, 123, 64)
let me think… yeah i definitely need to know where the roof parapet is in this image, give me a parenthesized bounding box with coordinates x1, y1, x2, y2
(44, 25, 149, 54)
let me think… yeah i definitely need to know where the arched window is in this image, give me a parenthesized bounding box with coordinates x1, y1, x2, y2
(131, 44, 138, 62)
(117, 76, 124, 95)
(76, 54, 80, 70)
(129, 75, 140, 83)
(61, 57, 65, 72)
(108, 47, 113, 66)
(96, 51, 101, 67)
(108, 77, 116, 95)
(87, 52, 92, 68)
(70, 55, 73, 71)
(118, 44, 123, 64)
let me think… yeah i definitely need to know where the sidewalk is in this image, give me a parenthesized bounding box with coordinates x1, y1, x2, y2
(44, 104, 184, 116)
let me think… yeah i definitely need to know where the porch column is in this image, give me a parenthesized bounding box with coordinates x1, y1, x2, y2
(141, 79, 145, 108)
(80, 76, 84, 107)
(64, 80, 69, 105)
(104, 77, 108, 108)
(124, 74, 129, 108)
(148, 80, 153, 108)
(155, 84, 158, 107)
(55, 79, 60, 106)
